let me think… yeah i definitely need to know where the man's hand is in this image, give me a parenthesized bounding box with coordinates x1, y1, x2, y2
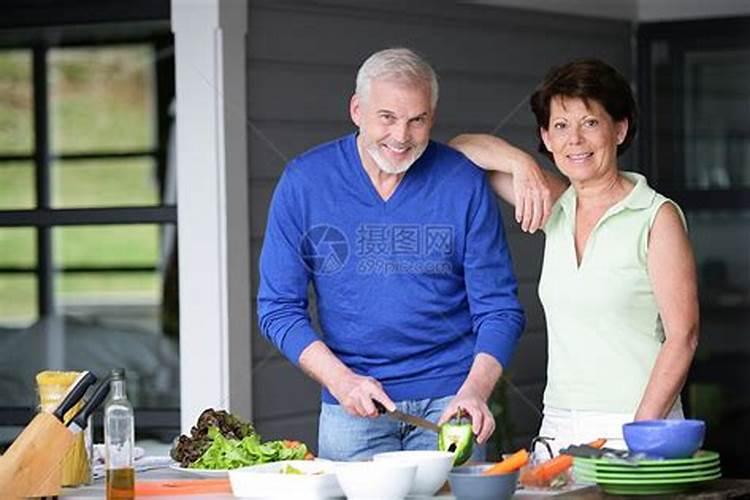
(437, 353, 502, 444)
(299, 340, 395, 418)
(438, 388, 495, 443)
(511, 160, 553, 234)
(438, 390, 495, 444)
(328, 371, 396, 418)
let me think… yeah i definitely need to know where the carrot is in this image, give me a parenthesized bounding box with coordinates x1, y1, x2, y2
(520, 438, 607, 487)
(482, 449, 530, 476)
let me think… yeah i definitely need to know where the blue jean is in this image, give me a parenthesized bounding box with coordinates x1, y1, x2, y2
(318, 395, 486, 461)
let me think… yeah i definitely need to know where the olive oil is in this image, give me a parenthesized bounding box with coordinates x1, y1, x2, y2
(106, 467, 134, 499)
(104, 369, 135, 500)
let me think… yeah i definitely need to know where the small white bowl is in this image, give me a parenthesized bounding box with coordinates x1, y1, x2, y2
(228, 459, 343, 499)
(335, 461, 416, 500)
(373, 450, 454, 496)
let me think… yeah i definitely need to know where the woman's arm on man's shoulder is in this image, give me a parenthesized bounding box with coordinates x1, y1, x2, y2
(449, 133, 567, 233)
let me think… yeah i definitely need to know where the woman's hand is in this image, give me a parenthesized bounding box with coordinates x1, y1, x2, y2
(450, 134, 565, 232)
(509, 161, 554, 234)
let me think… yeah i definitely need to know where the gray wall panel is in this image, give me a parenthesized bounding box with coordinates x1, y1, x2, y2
(254, 413, 320, 453)
(252, 357, 322, 420)
(505, 381, 546, 440)
(507, 231, 545, 282)
(248, 2, 630, 74)
(247, 0, 631, 451)
(248, 121, 352, 180)
(508, 331, 547, 385)
(519, 282, 545, 332)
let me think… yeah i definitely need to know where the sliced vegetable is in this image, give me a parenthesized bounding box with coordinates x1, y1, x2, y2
(481, 448, 529, 476)
(281, 464, 303, 475)
(437, 408, 474, 466)
(520, 438, 607, 487)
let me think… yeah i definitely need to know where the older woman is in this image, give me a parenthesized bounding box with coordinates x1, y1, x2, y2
(451, 59, 699, 451)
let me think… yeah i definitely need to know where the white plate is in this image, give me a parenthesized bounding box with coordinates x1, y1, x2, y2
(229, 459, 344, 499)
(169, 463, 230, 477)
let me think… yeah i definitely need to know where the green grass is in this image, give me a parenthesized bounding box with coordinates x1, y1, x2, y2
(0, 46, 164, 325)
(0, 162, 34, 209)
(0, 228, 35, 267)
(0, 50, 33, 154)
(56, 272, 160, 301)
(48, 46, 154, 153)
(0, 275, 36, 324)
(54, 225, 160, 266)
(53, 159, 159, 208)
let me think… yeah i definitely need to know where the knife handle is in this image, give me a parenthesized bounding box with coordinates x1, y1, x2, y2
(372, 400, 387, 415)
(52, 371, 97, 422)
(69, 376, 111, 431)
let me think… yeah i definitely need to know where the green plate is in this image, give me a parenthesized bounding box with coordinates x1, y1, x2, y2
(575, 465, 721, 481)
(575, 462, 721, 477)
(574, 470, 721, 485)
(600, 482, 691, 495)
(574, 450, 719, 470)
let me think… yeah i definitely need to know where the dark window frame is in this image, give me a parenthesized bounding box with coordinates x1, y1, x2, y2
(0, 13, 177, 436)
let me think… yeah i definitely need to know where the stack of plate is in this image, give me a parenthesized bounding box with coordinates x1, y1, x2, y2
(574, 450, 721, 495)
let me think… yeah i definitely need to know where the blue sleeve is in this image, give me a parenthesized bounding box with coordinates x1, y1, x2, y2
(464, 174, 526, 369)
(257, 166, 320, 365)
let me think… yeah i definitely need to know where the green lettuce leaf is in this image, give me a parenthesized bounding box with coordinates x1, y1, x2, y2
(190, 427, 309, 469)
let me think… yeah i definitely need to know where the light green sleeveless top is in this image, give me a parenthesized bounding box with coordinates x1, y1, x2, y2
(539, 172, 685, 413)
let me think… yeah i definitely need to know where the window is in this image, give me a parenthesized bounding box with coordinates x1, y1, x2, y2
(0, 29, 177, 443)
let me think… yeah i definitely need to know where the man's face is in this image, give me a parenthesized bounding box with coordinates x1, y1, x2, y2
(350, 78, 434, 175)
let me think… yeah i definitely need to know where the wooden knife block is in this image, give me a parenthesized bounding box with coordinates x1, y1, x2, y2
(0, 412, 76, 498)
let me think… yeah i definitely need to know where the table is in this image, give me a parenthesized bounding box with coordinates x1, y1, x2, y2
(61, 469, 750, 499)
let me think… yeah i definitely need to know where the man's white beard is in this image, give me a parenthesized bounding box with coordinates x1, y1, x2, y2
(366, 141, 427, 175)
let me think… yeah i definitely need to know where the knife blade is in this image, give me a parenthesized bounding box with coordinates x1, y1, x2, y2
(373, 400, 441, 433)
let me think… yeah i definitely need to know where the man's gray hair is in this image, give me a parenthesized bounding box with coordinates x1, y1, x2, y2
(355, 48, 439, 109)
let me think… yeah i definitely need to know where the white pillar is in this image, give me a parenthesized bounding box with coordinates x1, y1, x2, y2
(171, 0, 251, 432)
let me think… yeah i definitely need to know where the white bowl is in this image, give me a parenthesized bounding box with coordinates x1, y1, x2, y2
(228, 459, 343, 499)
(335, 461, 416, 500)
(373, 450, 454, 496)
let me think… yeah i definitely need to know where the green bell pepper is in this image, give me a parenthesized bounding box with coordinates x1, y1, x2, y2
(437, 408, 474, 466)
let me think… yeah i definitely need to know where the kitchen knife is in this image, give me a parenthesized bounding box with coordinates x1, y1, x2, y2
(373, 400, 441, 433)
(67, 376, 111, 434)
(52, 370, 97, 423)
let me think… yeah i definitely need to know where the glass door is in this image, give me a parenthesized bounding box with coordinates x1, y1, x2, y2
(639, 17, 750, 479)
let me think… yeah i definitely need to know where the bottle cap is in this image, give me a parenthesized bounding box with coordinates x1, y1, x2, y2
(110, 368, 126, 380)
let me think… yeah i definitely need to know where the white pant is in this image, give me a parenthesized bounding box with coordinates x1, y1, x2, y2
(537, 405, 684, 458)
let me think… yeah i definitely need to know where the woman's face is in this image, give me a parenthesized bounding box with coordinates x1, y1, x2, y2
(541, 96, 628, 183)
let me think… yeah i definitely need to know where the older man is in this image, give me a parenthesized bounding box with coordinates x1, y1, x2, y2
(257, 48, 525, 460)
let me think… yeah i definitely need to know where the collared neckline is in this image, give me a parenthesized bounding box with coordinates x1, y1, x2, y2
(557, 170, 655, 219)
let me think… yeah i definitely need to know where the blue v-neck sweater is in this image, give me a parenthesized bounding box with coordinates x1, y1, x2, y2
(258, 134, 525, 403)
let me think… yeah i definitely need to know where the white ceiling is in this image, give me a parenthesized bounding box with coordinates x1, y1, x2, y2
(469, 0, 750, 21)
